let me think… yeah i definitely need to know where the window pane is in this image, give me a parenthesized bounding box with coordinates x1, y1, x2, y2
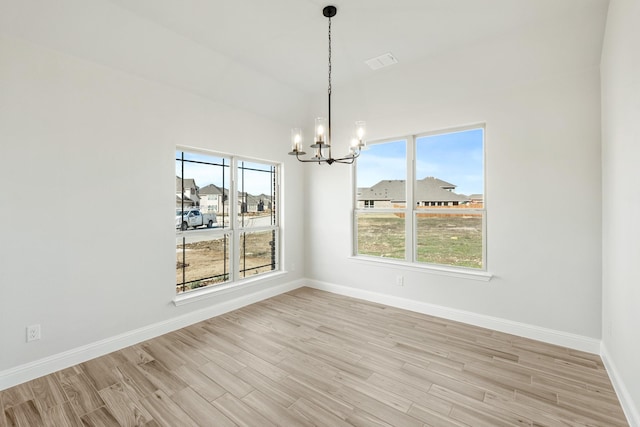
(356, 212, 405, 259)
(176, 151, 230, 230)
(356, 140, 406, 209)
(415, 129, 483, 206)
(237, 161, 276, 228)
(239, 230, 277, 278)
(176, 233, 230, 293)
(416, 213, 483, 269)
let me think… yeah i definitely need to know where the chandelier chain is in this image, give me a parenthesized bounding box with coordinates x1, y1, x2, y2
(328, 16, 332, 96)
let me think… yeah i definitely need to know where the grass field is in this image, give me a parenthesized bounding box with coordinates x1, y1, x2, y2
(357, 213, 483, 269)
(357, 214, 406, 259)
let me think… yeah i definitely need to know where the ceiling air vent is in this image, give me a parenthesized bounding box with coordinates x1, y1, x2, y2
(364, 52, 398, 70)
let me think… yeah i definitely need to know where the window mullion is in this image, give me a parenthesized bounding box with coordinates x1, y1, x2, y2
(230, 157, 239, 282)
(273, 166, 280, 271)
(406, 135, 415, 262)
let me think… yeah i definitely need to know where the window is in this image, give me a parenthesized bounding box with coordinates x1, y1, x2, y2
(354, 126, 485, 270)
(176, 149, 279, 294)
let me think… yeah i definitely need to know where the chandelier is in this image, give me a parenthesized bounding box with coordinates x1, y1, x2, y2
(288, 5, 366, 165)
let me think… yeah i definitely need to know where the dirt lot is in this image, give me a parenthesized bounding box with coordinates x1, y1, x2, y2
(176, 231, 275, 293)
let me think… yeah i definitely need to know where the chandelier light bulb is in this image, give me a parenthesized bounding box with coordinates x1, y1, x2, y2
(315, 117, 327, 144)
(355, 121, 366, 141)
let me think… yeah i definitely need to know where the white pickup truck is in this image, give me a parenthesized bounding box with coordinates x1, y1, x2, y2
(176, 209, 217, 230)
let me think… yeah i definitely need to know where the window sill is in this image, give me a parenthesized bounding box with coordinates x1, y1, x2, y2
(173, 270, 287, 306)
(349, 256, 493, 282)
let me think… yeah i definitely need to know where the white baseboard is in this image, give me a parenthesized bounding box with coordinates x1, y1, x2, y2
(0, 279, 306, 391)
(601, 343, 640, 427)
(305, 280, 601, 354)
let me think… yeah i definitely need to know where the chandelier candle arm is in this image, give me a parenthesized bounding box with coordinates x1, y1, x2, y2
(288, 5, 366, 165)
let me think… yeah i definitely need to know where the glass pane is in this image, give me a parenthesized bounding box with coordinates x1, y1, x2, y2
(176, 151, 230, 230)
(356, 140, 406, 209)
(415, 128, 483, 206)
(237, 161, 276, 228)
(356, 212, 405, 259)
(416, 213, 483, 269)
(176, 233, 230, 293)
(239, 230, 277, 278)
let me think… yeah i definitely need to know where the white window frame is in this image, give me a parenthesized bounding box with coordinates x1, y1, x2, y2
(352, 124, 491, 281)
(234, 156, 281, 281)
(175, 147, 282, 305)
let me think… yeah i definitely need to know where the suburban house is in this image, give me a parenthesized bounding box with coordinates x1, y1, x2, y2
(198, 183, 226, 214)
(1, 0, 639, 425)
(357, 176, 473, 208)
(239, 192, 273, 213)
(175, 176, 200, 209)
(181, 180, 273, 215)
(468, 193, 484, 204)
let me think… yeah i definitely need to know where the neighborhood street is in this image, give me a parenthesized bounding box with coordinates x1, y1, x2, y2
(177, 214, 273, 244)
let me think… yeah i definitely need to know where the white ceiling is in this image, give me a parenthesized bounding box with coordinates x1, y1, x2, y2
(105, 0, 602, 93)
(0, 0, 609, 123)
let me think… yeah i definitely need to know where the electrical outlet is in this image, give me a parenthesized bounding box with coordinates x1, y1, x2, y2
(26, 324, 41, 342)
(396, 275, 404, 287)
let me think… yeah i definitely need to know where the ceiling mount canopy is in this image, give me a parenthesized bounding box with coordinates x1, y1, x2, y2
(288, 5, 366, 165)
(322, 5, 337, 18)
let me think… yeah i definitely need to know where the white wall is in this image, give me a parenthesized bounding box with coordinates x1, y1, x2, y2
(0, 0, 307, 126)
(601, 0, 640, 424)
(0, 35, 305, 385)
(305, 7, 606, 341)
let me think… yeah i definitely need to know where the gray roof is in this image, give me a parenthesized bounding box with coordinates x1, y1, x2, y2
(196, 185, 272, 205)
(199, 184, 227, 196)
(176, 176, 197, 191)
(176, 195, 196, 204)
(359, 180, 406, 202)
(358, 177, 469, 203)
(239, 192, 272, 205)
(469, 194, 483, 200)
(419, 176, 456, 189)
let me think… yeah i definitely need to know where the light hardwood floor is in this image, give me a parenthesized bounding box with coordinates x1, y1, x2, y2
(1, 287, 629, 426)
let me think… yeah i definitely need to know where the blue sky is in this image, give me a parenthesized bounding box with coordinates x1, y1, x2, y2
(357, 128, 484, 196)
(176, 152, 274, 195)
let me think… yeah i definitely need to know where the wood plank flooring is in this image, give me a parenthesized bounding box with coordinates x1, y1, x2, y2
(1, 287, 629, 426)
